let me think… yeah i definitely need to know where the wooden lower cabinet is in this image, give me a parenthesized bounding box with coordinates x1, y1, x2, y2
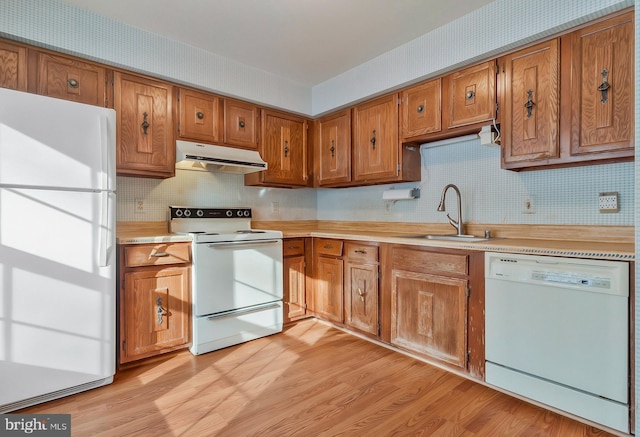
(118, 243, 191, 364)
(344, 242, 379, 337)
(283, 238, 311, 323)
(381, 244, 485, 377)
(311, 238, 344, 323)
(390, 270, 467, 367)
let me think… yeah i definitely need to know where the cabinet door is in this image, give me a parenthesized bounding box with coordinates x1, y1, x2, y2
(502, 39, 560, 166)
(121, 266, 190, 363)
(314, 256, 343, 323)
(401, 78, 441, 139)
(316, 109, 351, 186)
(390, 270, 467, 368)
(115, 72, 175, 178)
(259, 110, 307, 186)
(224, 98, 259, 149)
(178, 88, 222, 144)
(284, 254, 307, 322)
(0, 40, 27, 91)
(345, 261, 378, 336)
(353, 94, 399, 182)
(569, 12, 634, 156)
(35, 52, 107, 106)
(444, 61, 496, 129)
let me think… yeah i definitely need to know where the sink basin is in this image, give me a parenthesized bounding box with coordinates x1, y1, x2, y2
(395, 234, 492, 242)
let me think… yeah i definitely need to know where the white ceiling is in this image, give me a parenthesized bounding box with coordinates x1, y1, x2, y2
(57, 0, 494, 86)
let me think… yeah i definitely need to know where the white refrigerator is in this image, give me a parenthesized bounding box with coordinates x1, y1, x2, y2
(0, 88, 116, 412)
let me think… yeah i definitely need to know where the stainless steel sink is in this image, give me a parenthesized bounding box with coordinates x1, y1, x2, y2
(394, 234, 492, 242)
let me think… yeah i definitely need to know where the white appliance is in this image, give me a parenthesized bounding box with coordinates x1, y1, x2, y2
(485, 252, 629, 432)
(169, 207, 283, 355)
(0, 88, 116, 412)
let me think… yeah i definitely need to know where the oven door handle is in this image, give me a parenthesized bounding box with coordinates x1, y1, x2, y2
(206, 302, 281, 320)
(206, 239, 281, 249)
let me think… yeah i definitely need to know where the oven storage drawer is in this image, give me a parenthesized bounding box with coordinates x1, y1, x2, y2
(124, 243, 191, 267)
(191, 301, 283, 355)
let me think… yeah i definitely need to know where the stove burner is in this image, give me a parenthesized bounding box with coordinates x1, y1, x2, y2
(235, 230, 266, 234)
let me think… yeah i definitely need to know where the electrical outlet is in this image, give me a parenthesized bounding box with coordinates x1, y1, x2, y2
(135, 198, 145, 214)
(271, 201, 280, 215)
(599, 192, 619, 213)
(523, 197, 535, 214)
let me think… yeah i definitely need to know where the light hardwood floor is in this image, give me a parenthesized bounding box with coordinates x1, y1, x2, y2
(19, 319, 618, 436)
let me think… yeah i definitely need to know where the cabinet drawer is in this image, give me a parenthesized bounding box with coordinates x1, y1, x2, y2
(283, 238, 305, 256)
(345, 242, 378, 263)
(124, 243, 191, 267)
(315, 238, 343, 257)
(391, 247, 467, 276)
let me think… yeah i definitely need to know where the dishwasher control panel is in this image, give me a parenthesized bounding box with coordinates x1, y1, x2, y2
(531, 271, 610, 289)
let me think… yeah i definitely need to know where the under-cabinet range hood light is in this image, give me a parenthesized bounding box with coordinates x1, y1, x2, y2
(382, 188, 420, 201)
(419, 133, 479, 149)
(176, 140, 268, 174)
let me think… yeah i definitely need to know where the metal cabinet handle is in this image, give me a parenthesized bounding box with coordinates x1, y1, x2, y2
(330, 139, 335, 158)
(141, 112, 150, 135)
(417, 104, 424, 113)
(524, 89, 535, 119)
(598, 69, 611, 103)
(150, 252, 169, 257)
(67, 78, 79, 89)
(284, 140, 289, 157)
(239, 120, 245, 128)
(357, 288, 365, 302)
(323, 245, 333, 249)
(156, 297, 167, 325)
(370, 129, 376, 150)
(466, 90, 475, 100)
(354, 249, 367, 254)
(196, 111, 204, 120)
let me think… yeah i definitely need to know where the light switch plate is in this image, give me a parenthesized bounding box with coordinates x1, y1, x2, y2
(599, 192, 619, 213)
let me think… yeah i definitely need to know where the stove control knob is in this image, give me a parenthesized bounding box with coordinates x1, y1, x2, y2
(184, 209, 191, 217)
(243, 210, 250, 217)
(196, 209, 204, 217)
(175, 209, 183, 217)
(237, 210, 243, 217)
(226, 210, 233, 217)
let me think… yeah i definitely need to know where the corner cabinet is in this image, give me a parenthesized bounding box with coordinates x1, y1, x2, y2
(353, 94, 421, 185)
(0, 40, 27, 91)
(344, 241, 379, 337)
(283, 238, 311, 323)
(311, 238, 344, 323)
(118, 243, 191, 365)
(245, 109, 309, 187)
(115, 72, 175, 178)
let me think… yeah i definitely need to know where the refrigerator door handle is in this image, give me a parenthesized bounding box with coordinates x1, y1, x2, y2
(99, 115, 110, 191)
(99, 191, 115, 267)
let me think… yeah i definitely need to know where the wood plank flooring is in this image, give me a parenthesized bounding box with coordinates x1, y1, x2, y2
(18, 319, 620, 436)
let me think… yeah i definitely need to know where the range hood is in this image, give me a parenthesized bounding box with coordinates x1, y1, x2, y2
(175, 140, 267, 174)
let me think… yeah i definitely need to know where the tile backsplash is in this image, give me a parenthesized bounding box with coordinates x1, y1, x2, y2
(117, 137, 633, 226)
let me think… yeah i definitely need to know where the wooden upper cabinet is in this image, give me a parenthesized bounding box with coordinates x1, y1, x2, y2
(177, 88, 222, 144)
(245, 109, 308, 187)
(353, 94, 399, 182)
(34, 52, 108, 107)
(443, 60, 496, 130)
(568, 11, 634, 158)
(224, 98, 259, 149)
(401, 78, 442, 140)
(501, 39, 560, 168)
(115, 72, 175, 178)
(0, 40, 27, 91)
(314, 109, 351, 186)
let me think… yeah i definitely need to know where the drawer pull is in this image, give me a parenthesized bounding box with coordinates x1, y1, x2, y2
(287, 245, 301, 250)
(150, 252, 170, 257)
(323, 245, 333, 249)
(355, 249, 367, 254)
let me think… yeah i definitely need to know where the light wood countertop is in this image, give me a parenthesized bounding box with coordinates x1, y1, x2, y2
(117, 220, 634, 261)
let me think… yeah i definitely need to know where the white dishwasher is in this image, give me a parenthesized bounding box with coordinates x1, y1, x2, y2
(485, 252, 629, 433)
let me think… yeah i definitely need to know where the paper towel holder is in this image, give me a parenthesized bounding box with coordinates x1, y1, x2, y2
(382, 188, 420, 201)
